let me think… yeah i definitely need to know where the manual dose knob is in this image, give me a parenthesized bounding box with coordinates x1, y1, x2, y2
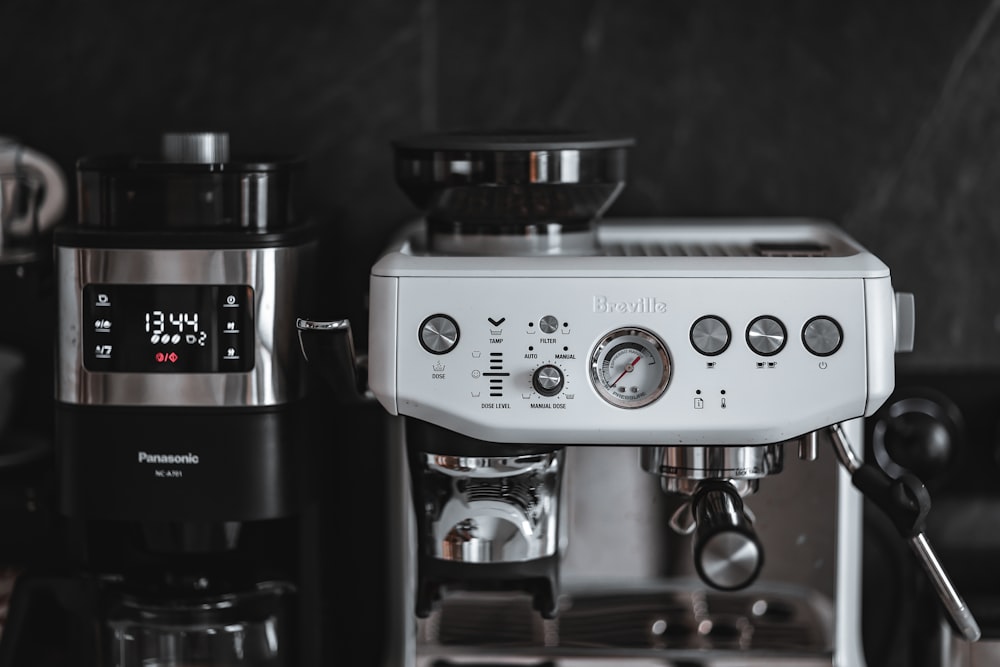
(532, 364, 564, 397)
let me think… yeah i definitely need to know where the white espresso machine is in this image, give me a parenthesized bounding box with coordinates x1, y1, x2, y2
(298, 131, 979, 666)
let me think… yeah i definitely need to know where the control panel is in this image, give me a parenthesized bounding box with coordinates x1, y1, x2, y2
(369, 274, 898, 445)
(82, 284, 254, 373)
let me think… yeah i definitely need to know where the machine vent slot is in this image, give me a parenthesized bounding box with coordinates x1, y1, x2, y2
(601, 241, 832, 257)
(752, 242, 830, 257)
(606, 242, 753, 257)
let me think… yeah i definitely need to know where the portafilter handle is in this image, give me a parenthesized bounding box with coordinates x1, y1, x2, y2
(690, 480, 763, 592)
(295, 318, 371, 404)
(828, 422, 981, 643)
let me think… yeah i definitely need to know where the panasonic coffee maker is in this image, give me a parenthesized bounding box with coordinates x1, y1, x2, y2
(0, 132, 321, 667)
(298, 131, 980, 666)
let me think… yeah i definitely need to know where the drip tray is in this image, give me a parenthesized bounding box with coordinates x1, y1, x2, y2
(416, 583, 834, 666)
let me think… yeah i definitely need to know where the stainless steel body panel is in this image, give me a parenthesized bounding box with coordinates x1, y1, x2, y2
(56, 244, 311, 407)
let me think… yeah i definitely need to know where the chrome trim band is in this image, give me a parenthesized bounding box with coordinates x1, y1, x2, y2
(56, 244, 311, 407)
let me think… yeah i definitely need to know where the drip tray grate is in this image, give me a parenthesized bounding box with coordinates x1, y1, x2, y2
(418, 585, 833, 656)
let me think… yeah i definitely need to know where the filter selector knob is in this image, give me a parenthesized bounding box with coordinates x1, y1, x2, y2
(532, 364, 565, 397)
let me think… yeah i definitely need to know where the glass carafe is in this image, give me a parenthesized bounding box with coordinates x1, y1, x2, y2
(107, 580, 294, 667)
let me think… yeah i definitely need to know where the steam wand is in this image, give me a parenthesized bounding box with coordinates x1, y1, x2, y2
(827, 422, 981, 642)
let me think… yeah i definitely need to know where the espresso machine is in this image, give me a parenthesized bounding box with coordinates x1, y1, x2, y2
(0, 132, 321, 666)
(298, 130, 980, 666)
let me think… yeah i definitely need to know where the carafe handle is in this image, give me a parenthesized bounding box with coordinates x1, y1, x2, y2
(0, 141, 68, 236)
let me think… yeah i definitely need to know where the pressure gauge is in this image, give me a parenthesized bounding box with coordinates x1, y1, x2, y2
(590, 327, 671, 408)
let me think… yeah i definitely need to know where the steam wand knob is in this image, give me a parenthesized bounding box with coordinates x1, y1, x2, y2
(690, 480, 763, 591)
(828, 422, 981, 642)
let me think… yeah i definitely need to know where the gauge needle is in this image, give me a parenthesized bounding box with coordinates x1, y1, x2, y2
(610, 355, 642, 387)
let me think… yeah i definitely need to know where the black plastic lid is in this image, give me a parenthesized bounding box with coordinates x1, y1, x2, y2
(392, 129, 636, 152)
(76, 132, 304, 232)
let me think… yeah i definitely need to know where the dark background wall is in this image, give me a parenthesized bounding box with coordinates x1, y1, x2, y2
(3, 0, 1000, 662)
(5, 0, 1000, 368)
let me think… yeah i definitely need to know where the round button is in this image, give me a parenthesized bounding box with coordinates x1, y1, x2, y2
(539, 315, 559, 334)
(532, 364, 565, 396)
(419, 314, 460, 354)
(690, 316, 731, 356)
(802, 316, 843, 356)
(746, 316, 786, 356)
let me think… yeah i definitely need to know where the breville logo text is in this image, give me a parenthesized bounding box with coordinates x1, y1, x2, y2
(137, 451, 200, 465)
(593, 296, 667, 314)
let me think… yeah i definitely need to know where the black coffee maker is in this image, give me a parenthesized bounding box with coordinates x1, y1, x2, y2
(0, 132, 321, 667)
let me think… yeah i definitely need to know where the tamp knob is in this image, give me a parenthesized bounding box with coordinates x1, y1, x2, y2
(691, 481, 763, 591)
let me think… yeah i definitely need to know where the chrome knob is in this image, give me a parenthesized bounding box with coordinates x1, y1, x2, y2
(691, 480, 763, 591)
(802, 316, 843, 356)
(419, 314, 460, 354)
(690, 315, 731, 356)
(746, 316, 786, 356)
(532, 364, 564, 397)
(539, 315, 559, 334)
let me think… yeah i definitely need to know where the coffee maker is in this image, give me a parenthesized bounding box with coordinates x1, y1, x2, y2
(0, 132, 321, 667)
(298, 130, 979, 666)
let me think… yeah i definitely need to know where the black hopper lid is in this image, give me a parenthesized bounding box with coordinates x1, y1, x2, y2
(392, 129, 635, 256)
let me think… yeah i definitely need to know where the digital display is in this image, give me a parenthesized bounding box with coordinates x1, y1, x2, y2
(82, 284, 254, 373)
